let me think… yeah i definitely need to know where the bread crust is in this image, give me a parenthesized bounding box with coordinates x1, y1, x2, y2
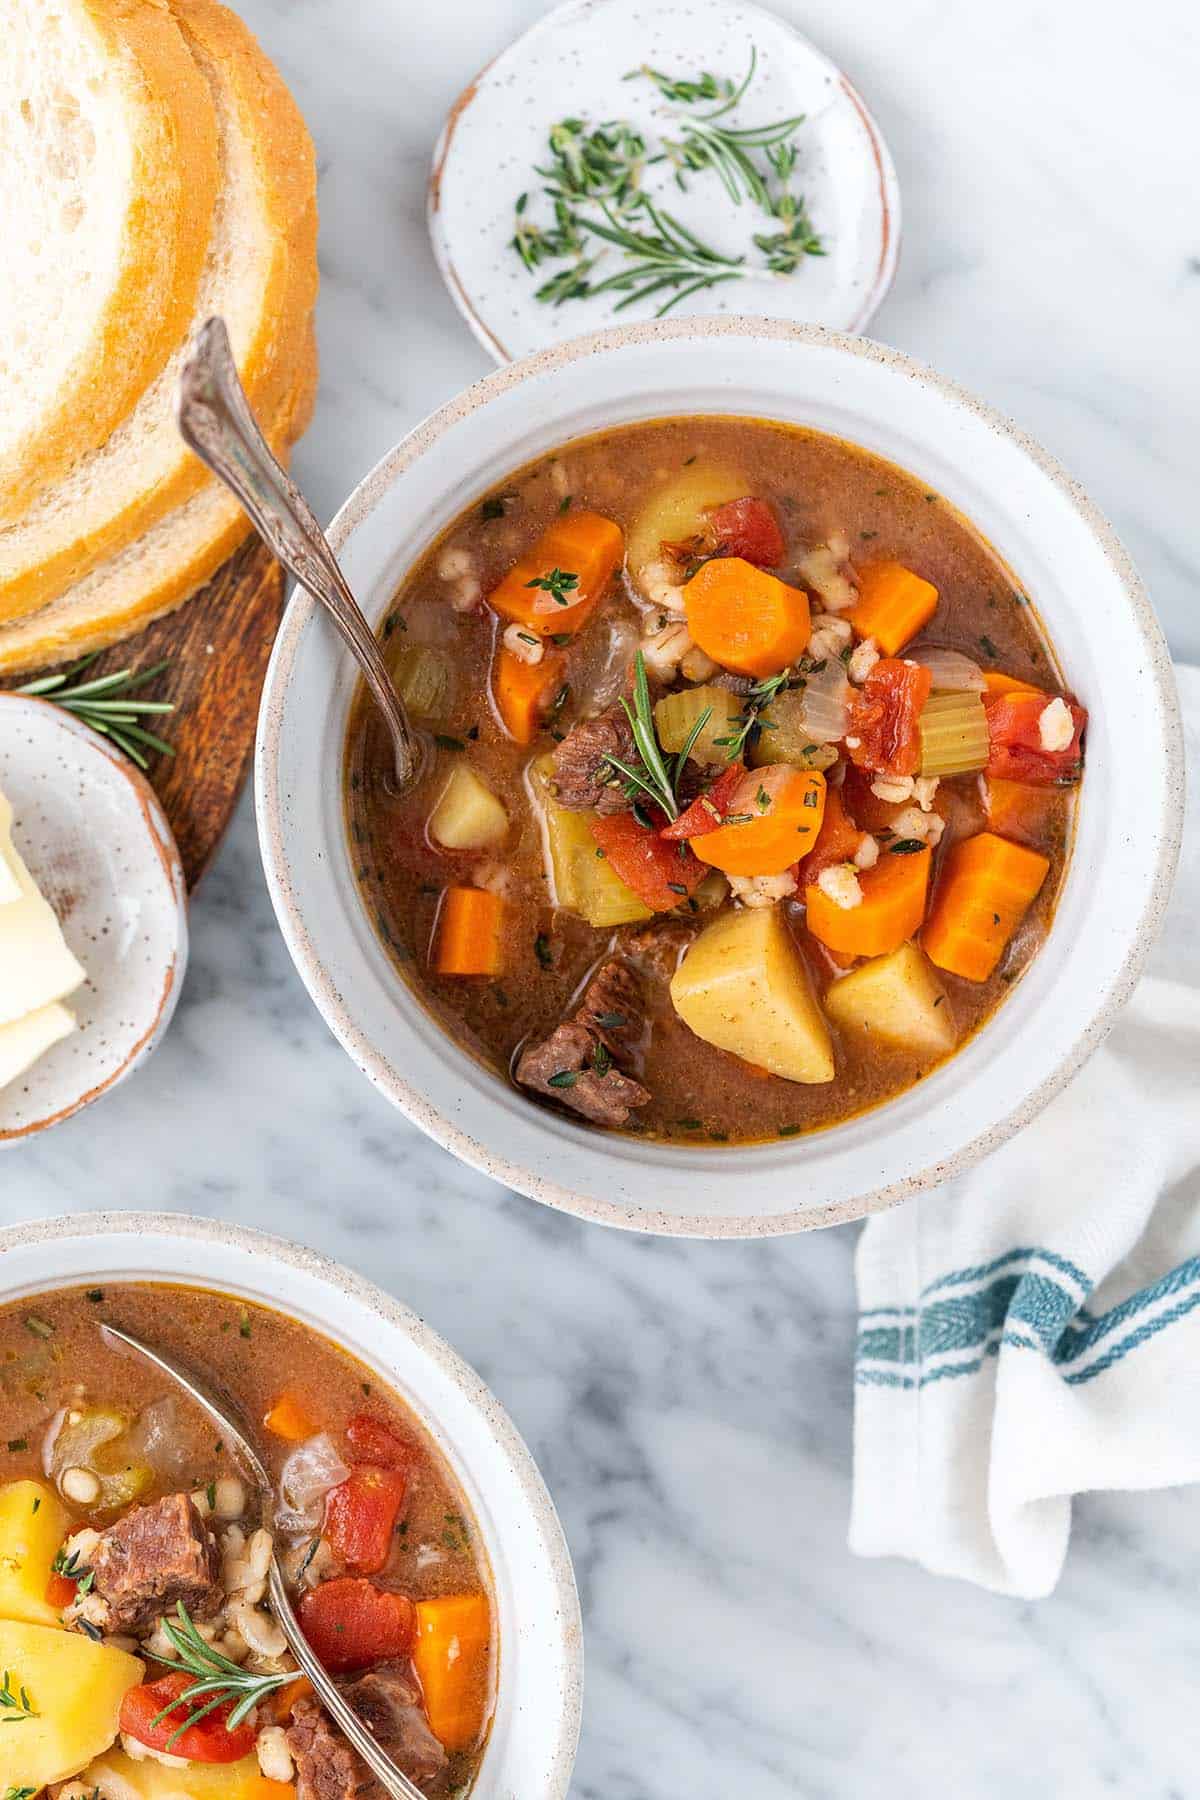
(0, 0, 220, 524)
(0, 0, 318, 617)
(0, 331, 318, 673)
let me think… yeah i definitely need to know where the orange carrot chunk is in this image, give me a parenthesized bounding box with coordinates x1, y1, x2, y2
(487, 511, 624, 637)
(984, 775, 1056, 847)
(491, 643, 565, 744)
(431, 887, 505, 976)
(923, 830, 1050, 982)
(805, 846, 931, 959)
(848, 561, 939, 655)
(413, 1591, 492, 1753)
(684, 556, 811, 677)
(263, 1392, 317, 1443)
(981, 669, 1043, 699)
(691, 766, 826, 876)
(798, 785, 861, 884)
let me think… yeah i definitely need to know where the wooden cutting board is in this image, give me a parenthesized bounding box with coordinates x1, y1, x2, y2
(4, 538, 285, 892)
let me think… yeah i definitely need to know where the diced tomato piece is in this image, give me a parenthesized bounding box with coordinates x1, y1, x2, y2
(44, 1570, 77, 1610)
(708, 497, 786, 568)
(845, 659, 932, 777)
(984, 691, 1086, 785)
(798, 786, 862, 883)
(120, 1672, 256, 1763)
(325, 1466, 409, 1575)
(590, 811, 706, 910)
(345, 1412, 410, 1470)
(298, 1576, 416, 1674)
(660, 763, 745, 841)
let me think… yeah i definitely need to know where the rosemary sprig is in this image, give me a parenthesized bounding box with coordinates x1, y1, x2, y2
(578, 198, 744, 315)
(600, 651, 710, 821)
(512, 44, 822, 317)
(150, 1602, 289, 1744)
(16, 653, 175, 771)
(0, 1670, 38, 1722)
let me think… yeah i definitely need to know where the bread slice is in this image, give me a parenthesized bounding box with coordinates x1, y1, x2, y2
(0, 332, 318, 675)
(0, 0, 318, 620)
(0, 0, 220, 524)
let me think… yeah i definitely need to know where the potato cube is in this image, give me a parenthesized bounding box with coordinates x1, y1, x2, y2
(824, 942, 956, 1059)
(670, 903, 834, 1083)
(0, 1479, 71, 1627)
(0, 1619, 142, 1787)
(428, 763, 508, 850)
(77, 1751, 286, 1800)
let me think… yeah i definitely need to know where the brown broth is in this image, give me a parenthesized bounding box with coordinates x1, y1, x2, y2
(345, 417, 1076, 1146)
(0, 1282, 495, 1793)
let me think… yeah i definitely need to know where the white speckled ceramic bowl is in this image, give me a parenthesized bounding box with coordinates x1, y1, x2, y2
(0, 697, 188, 1143)
(256, 318, 1184, 1237)
(0, 1211, 582, 1799)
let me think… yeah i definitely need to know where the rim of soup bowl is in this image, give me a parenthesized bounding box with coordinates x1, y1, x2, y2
(255, 316, 1185, 1238)
(0, 1209, 583, 1800)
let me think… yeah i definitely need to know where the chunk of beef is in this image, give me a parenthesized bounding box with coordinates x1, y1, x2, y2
(621, 918, 698, 981)
(287, 1697, 363, 1800)
(552, 705, 635, 813)
(340, 1663, 448, 1789)
(288, 1677, 447, 1800)
(516, 959, 650, 1127)
(90, 1492, 220, 1634)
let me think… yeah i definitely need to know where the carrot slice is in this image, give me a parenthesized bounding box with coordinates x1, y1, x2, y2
(491, 643, 565, 744)
(923, 830, 1049, 981)
(691, 766, 826, 876)
(805, 846, 931, 958)
(263, 1392, 317, 1443)
(981, 669, 1043, 698)
(431, 886, 505, 976)
(984, 775, 1056, 846)
(848, 561, 938, 655)
(487, 511, 624, 637)
(413, 1591, 492, 1753)
(684, 556, 810, 677)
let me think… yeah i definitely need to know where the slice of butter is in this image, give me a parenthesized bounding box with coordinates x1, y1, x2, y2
(0, 784, 87, 1026)
(0, 1000, 75, 1090)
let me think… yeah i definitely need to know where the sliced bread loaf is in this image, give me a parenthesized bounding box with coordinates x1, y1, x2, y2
(0, 331, 318, 675)
(0, 0, 220, 523)
(0, 0, 318, 620)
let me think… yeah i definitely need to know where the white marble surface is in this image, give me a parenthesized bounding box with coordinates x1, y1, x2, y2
(8, 0, 1200, 1793)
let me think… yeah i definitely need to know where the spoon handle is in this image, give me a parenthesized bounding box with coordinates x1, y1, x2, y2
(175, 315, 419, 789)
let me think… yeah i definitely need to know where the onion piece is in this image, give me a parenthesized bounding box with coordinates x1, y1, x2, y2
(793, 657, 853, 741)
(123, 1397, 189, 1482)
(910, 647, 985, 692)
(277, 1433, 350, 1534)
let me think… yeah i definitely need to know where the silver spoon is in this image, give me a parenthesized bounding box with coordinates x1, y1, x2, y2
(174, 315, 420, 791)
(101, 1324, 426, 1800)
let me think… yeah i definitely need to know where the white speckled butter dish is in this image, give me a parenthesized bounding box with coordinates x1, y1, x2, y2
(0, 697, 188, 1142)
(430, 0, 900, 361)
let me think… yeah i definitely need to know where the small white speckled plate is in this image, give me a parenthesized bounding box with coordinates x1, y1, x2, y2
(0, 696, 188, 1143)
(430, 0, 899, 362)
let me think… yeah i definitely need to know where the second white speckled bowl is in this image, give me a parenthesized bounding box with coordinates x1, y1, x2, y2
(255, 318, 1184, 1237)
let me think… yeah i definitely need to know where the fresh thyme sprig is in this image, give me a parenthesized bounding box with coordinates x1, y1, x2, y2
(150, 1602, 290, 1745)
(600, 651, 710, 821)
(51, 1545, 95, 1594)
(16, 653, 175, 770)
(525, 566, 580, 606)
(0, 1670, 38, 1723)
(714, 669, 791, 762)
(5, 1786, 38, 1799)
(626, 65, 734, 107)
(753, 140, 825, 273)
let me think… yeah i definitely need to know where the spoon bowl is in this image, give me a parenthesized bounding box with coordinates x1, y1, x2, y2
(102, 1322, 426, 1800)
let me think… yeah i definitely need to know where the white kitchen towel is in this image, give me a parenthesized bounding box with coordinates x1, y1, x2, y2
(851, 663, 1199, 1599)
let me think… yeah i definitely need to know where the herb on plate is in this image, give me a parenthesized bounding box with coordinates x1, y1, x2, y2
(16, 653, 174, 770)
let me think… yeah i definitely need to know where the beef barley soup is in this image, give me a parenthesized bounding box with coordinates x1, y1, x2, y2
(0, 1283, 495, 1796)
(345, 417, 1085, 1146)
